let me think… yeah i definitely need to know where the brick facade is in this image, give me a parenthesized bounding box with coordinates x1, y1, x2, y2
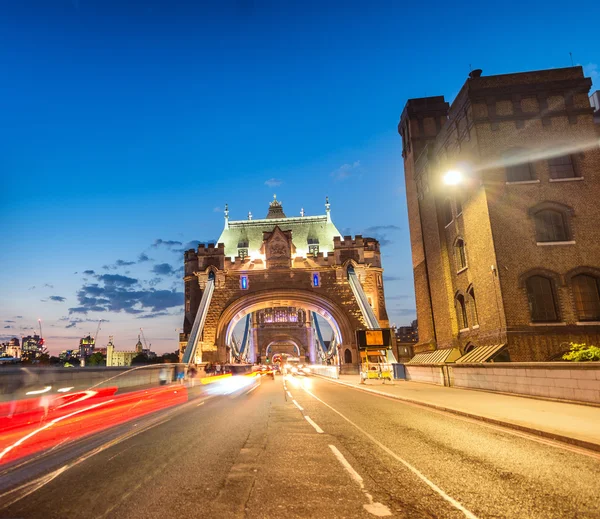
(181, 202, 390, 364)
(399, 66, 600, 361)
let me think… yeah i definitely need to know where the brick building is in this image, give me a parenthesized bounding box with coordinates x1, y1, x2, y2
(398, 66, 600, 362)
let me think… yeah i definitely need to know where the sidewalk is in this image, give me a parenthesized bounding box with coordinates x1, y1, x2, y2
(318, 374, 600, 452)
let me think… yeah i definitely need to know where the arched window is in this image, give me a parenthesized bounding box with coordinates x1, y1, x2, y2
(468, 286, 478, 326)
(442, 198, 453, 226)
(548, 155, 576, 179)
(344, 348, 352, 364)
(526, 276, 558, 322)
(455, 294, 468, 330)
(464, 343, 476, 353)
(455, 238, 467, 270)
(535, 210, 568, 242)
(572, 274, 600, 321)
(504, 148, 534, 182)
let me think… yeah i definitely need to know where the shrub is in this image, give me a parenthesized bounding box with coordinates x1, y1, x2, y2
(562, 343, 600, 362)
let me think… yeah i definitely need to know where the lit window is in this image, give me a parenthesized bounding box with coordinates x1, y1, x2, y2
(572, 274, 600, 321)
(526, 275, 558, 322)
(238, 248, 249, 259)
(309, 244, 319, 255)
(548, 155, 576, 179)
(312, 272, 320, 287)
(535, 210, 569, 242)
(240, 276, 248, 290)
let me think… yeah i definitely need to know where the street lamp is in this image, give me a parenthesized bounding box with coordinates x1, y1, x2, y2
(443, 169, 463, 185)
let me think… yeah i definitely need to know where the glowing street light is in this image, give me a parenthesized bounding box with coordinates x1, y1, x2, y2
(443, 169, 463, 185)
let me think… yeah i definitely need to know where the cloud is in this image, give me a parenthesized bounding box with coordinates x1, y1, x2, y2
(66, 322, 77, 329)
(69, 274, 183, 315)
(14, 316, 23, 319)
(152, 263, 176, 276)
(386, 295, 412, 300)
(363, 224, 401, 247)
(44, 283, 54, 288)
(152, 239, 183, 248)
(331, 160, 361, 181)
(147, 277, 163, 287)
(213, 206, 222, 213)
(83, 270, 95, 275)
(4, 325, 11, 329)
(264, 178, 283, 187)
(49, 296, 66, 302)
(97, 274, 138, 286)
(138, 253, 151, 263)
(115, 259, 135, 267)
(136, 311, 171, 319)
(28, 286, 36, 290)
(4, 320, 15, 323)
(384, 275, 402, 282)
(392, 308, 416, 316)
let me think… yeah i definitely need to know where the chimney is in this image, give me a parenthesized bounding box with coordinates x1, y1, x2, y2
(469, 69, 483, 79)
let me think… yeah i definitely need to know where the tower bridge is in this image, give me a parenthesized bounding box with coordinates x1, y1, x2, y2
(180, 196, 390, 368)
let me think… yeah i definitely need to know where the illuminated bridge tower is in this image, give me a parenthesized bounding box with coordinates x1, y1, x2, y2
(181, 196, 390, 367)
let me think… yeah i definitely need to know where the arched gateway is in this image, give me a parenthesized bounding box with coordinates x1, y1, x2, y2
(180, 196, 389, 366)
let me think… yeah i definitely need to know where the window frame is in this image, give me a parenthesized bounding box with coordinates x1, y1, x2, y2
(455, 293, 469, 330)
(534, 209, 569, 243)
(571, 274, 600, 322)
(548, 154, 577, 179)
(525, 275, 559, 323)
(442, 198, 453, 227)
(455, 238, 467, 272)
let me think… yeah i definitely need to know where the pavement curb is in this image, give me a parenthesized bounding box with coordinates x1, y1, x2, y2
(314, 375, 600, 454)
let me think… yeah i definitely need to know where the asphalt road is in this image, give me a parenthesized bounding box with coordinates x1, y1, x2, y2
(1, 375, 599, 519)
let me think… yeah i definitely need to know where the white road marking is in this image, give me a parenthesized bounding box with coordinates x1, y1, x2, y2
(329, 444, 392, 517)
(304, 415, 324, 434)
(197, 401, 205, 406)
(286, 390, 293, 398)
(292, 399, 304, 411)
(246, 383, 260, 395)
(304, 387, 480, 519)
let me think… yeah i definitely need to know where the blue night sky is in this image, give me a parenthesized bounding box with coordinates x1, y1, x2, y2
(1, 0, 598, 354)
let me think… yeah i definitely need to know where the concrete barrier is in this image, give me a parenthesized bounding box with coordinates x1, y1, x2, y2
(0, 365, 185, 402)
(405, 362, 600, 404)
(309, 365, 340, 379)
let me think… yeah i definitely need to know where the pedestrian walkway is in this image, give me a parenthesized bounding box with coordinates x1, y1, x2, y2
(318, 374, 600, 451)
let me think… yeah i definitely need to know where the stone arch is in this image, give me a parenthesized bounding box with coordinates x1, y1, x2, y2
(344, 348, 353, 364)
(215, 289, 356, 361)
(265, 340, 301, 357)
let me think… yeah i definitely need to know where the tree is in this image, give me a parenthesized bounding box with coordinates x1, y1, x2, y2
(37, 353, 51, 365)
(562, 343, 600, 362)
(132, 353, 150, 365)
(161, 351, 180, 363)
(87, 352, 106, 366)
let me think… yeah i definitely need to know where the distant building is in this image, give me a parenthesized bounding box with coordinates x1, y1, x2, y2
(21, 334, 46, 361)
(399, 66, 600, 362)
(79, 335, 95, 357)
(0, 338, 21, 359)
(106, 336, 136, 367)
(394, 320, 417, 362)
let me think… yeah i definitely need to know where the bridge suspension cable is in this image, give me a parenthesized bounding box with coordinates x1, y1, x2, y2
(182, 272, 216, 364)
(347, 265, 380, 329)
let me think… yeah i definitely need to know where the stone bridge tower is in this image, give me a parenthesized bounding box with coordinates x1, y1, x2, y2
(181, 197, 389, 366)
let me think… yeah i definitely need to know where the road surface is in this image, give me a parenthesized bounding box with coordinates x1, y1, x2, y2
(1, 375, 599, 518)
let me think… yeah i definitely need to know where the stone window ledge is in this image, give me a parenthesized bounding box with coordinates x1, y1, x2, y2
(459, 327, 469, 333)
(536, 241, 576, 246)
(529, 322, 567, 326)
(472, 324, 480, 329)
(576, 321, 600, 325)
(456, 267, 468, 275)
(505, 179, 540, 185)
(549, 177, 584, 183)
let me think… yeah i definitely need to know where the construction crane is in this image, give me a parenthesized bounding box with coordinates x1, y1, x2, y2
(93, 319, 103, 349)
(139, 327, 149, 352)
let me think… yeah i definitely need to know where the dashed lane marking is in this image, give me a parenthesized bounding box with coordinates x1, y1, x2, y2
(304, 388, 480, 519)
(304, 415, 324, 434)
(292, 399, 304, 411)
(329, 444, 391, 517)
